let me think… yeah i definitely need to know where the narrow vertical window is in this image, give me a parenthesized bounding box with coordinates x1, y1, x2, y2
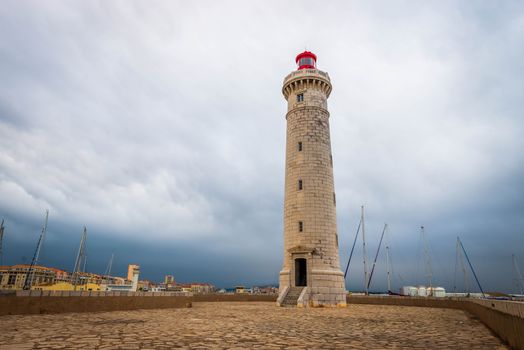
(333, 192, 336, 205)
(298, 179, 303, 190)
(298, 142, 303, 151)
(335, 233, 339, 247)
(298, 221, 303, 232)
(297, 93, 304, 102)
(330, 154, 333, 167)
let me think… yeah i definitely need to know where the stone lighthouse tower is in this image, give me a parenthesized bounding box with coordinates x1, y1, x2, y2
(277, 51, 347, 307)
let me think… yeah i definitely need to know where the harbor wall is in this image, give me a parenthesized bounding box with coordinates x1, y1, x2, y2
(0, 293, 192, 316)
(464, 299, 524, 350)
(0, 291, 277, 316)
(347, 295, 524, 350)
(347, 295, 464, 309)
(193, 294, 277, 303)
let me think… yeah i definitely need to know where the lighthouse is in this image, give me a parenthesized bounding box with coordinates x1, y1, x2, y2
(277, 51, 347, 307)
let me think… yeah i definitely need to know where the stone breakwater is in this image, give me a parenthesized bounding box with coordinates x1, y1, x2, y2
(0, 302, 508, 349)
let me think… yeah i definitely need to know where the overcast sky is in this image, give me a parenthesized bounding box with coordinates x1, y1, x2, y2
(1, 1, 523, 292)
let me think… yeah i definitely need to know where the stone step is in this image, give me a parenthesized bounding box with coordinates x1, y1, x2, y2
(280, 287, 304, 307)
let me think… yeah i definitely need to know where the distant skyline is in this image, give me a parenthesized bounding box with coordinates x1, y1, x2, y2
(1, 1, 523, 291)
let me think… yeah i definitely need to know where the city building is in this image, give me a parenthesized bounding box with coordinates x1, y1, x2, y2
(164, 275, 175, 284)
(138, 279, 152, 291)
(190, 283, 215, 294)
(0, 263, 143, 292)
(0, 265, 67, 290)
(50, 267, 70, 283)
(278, 51, 347, 307)
(150, 285, 166, 292)
(127, 264, 139, 281)
(178, 284, 193, 293)
(32, 281, 101, 291)
(252, 286, 279, 294)
(103, 264, 140, 292)
(73, 271, 103, 286)
(111, 276, 127, 285)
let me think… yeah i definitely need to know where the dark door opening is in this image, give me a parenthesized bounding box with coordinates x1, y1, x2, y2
(295, 258, 307, 286)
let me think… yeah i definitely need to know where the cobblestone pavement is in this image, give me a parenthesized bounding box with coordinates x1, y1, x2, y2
(0, 302, 508, 349)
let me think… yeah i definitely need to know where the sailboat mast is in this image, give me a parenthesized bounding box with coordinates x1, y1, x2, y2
(421, 226, 433, 293)
(460, 244, 469, 294)
(386, 242, 391, 292)
(453, 238, 459, 293)
(367, 223, 387, 290)
(454, 237, 469, 294)
(72, 226, 87, 289)
(361, 205, 369, 294)
(23, 209, 49, 290)
(0, 219, 4, 266)
(344, 219, 361, 279)
(458, 237, 485, 298)
(104, 253, 114, 284)
(513, 254, 524, 295)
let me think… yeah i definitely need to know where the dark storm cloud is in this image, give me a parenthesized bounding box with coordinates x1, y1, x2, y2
(0, 1, 523, 291)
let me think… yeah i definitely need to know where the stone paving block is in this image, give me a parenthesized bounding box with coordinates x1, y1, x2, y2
(0, 302, 508, 349)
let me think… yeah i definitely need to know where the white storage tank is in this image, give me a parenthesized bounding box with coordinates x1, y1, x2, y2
(417, 286, 427, 297)
(400, 286, 418, 296)
(428, 287, 446, 297)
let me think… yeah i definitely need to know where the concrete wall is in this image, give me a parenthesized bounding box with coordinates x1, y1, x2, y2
(193, 294, 277, 303)
(347, 295, 524, 350)
(0, 294, 192, 316)
(0, 293, 277, 316)
(13, 290, 188, 297)
(463, 299, 524, 350)
(347, 295, 464, 309)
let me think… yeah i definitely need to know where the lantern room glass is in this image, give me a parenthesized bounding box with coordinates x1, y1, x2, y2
(299, 57, 315, 68)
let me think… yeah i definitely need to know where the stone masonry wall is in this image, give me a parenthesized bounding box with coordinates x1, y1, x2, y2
(0, 294, 192, 316)
(347, 295, 524, 350)
(0, 293, 278, 316)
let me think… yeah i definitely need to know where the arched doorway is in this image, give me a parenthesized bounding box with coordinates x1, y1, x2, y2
(295, 258, 307, 286)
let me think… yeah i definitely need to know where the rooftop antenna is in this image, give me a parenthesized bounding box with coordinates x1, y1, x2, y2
(361, 205, 369, 294)
(0, 219, 5, 266)
(513, 254, 524, 295)
(23, 210, 49, 290)
(420, 226, 433, 294)
(72, 226, 87, 290)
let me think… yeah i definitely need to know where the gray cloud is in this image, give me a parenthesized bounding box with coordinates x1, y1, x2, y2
(1, 1, 523, 291)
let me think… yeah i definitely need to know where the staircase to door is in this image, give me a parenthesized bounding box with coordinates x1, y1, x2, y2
(280, 287, 305, 307)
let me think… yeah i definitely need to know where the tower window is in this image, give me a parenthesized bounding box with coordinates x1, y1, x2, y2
(298, 142, 303, 151)
(298, 179, 303, 190)
(333, 192, 336, 205)
(330, 155, 333, 167)
(298, 221, 303, 232)
(297, 93, 304, 102)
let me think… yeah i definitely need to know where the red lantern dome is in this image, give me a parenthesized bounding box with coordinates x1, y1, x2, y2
(295, 51, 317, 70)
